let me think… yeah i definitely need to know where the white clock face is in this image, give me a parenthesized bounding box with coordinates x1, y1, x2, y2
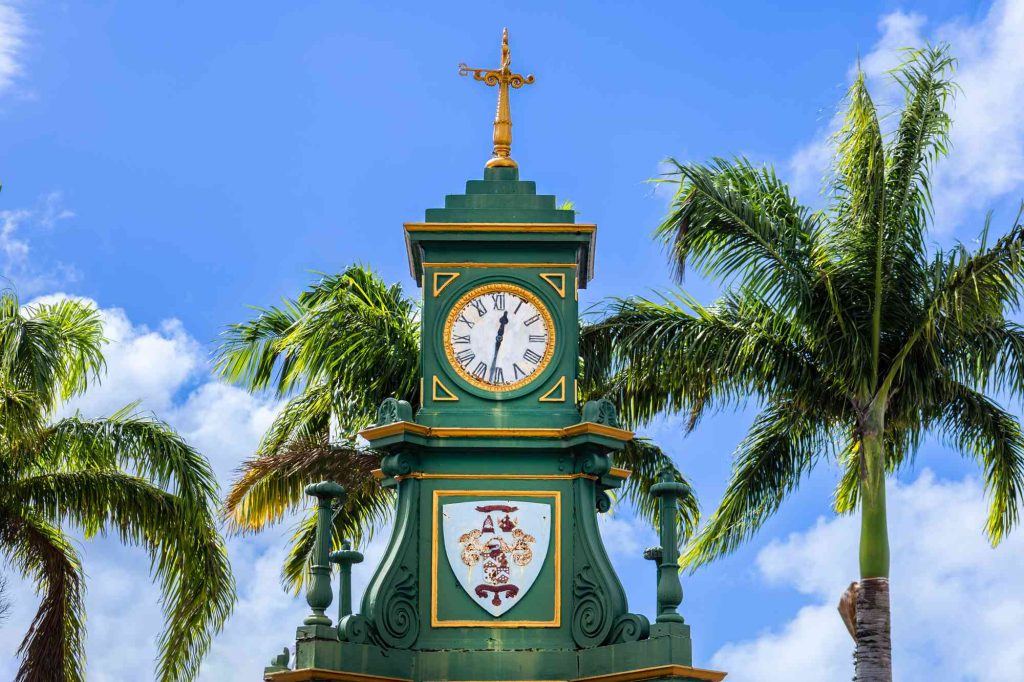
(444, 283, 555, 391)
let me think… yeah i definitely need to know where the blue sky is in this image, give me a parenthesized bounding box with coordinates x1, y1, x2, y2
(2, 1, 1024, 680)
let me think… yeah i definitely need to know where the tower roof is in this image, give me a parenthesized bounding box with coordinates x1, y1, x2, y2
(404, 166, 596, 288)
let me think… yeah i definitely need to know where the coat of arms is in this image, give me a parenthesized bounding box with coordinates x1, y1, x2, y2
(441, 499, 551, 617)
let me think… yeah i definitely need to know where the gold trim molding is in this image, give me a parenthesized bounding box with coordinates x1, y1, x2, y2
(266, 666, 726, 682)
(394, 472, 598, 481)
(574, 664, 727, 682)
(265, 669, 410, 682)
(431, 489, 561, 628)
(268, 663, 725, 682)
(423, 261, 577, 270)
(407, 222, 596, 234)
(359, 421, 634, 442)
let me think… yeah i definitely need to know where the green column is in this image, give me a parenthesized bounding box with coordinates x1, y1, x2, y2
(650, 468, 686, 624)
(304, 481, 346, 626)
(329, 540, 364, 622)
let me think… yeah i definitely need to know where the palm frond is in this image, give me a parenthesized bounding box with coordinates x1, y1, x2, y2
(9, 470, 235, 682)
(225, 434, 389, 541)
(279, 481, 394, 593)
(38, 410, 220, 514)
(655, 158, 820, 306)
(830, 68, 887, 383)
(879, 216, 1024, 399)
(929, 381, 1024, 544)
(214, 300, 304, 395)
(613, 439, 700, 540)
(0, 510, 85, 682)
(881, 44, 956, 324)
(681, 399, 833, 569)
(0, 293, 104, 410)
(586, 291, 830, 427)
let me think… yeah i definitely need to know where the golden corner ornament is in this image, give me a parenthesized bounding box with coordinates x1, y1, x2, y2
(262, 29, 727, 682)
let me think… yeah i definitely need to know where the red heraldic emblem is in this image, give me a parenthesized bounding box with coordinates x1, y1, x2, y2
(442, 499, 551, 617)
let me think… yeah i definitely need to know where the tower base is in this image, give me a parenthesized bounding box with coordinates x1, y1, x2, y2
(264, 623, 725, 682)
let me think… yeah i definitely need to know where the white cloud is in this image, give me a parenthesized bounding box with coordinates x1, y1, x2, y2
(0, 1, 25, 95)
(787, 137, 832, 202)
(787, 1, 1024, 231)
(930, 0, 1024, 229)
(712, 471, 1024, 681)
(2, 193, 79, 294)
(859, 12, 927, 81)
(599, 511, 658, 560)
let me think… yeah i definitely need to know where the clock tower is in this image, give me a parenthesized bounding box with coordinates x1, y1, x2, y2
(263, 30, 725, 682)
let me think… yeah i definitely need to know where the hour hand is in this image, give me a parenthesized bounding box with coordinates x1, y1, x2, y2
(494, 312, 509, 349)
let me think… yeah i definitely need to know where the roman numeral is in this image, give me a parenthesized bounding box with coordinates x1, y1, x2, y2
(470, 299, 487, 316)
(513, 297, 525, 314)
(472, 361, 488, 379)
(455, 349, 475, 366)
(490, 366, 505, 384)
(529, 334, 547, 343)
(452, 334, 470, 345)
(523, 314, 541, 326)
(456, 313, 474, 329)
(523, 348, 542, 364)
(490, 294, 506, 310)
(513, 363, 528, 380)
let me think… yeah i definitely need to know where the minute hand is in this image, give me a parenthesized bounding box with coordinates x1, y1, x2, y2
(488, 312, 510, 383)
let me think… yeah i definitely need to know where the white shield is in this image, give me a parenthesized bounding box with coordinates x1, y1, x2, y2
(441, 499, 552, 617)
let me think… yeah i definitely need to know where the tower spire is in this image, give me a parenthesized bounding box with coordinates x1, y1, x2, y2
(458, 28, 535, 169)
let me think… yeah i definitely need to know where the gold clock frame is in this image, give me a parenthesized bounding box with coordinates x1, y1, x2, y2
(442, 282, 556, 392)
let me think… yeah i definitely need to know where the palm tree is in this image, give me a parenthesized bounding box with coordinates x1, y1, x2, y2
(582, 45, 1024, 681)
(0, 290, 235, 682)
(216, 265, 699, 592)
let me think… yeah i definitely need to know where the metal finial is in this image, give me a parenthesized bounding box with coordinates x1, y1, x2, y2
(458, 28, 535, 169)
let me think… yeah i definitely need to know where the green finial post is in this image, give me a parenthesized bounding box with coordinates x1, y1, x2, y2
(304, 481, 346, 626)
(329, 539, 364, 621)
(650, 467, 686, 624)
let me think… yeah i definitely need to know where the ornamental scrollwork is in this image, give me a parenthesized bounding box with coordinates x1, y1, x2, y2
(381, 452, 416, 477)
(609, 613, 650, 643)
(571, 564, 612, 648)
(337, 614, 369, 644)
(376, 565, 419, 648)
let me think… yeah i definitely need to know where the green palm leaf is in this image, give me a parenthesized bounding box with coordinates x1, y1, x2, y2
(0, 290, 234, 681)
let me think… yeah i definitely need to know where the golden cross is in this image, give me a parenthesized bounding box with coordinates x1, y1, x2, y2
(459, 28, 535, 169)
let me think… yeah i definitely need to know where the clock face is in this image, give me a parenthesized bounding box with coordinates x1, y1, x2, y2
(443, 283, 556, 391)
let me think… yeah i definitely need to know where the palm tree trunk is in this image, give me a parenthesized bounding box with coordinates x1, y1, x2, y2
(855, 576, 891, 681)
(855, 401, 892, 682)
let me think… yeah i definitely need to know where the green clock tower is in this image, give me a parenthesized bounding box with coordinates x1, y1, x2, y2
(263, 30, 725, 682)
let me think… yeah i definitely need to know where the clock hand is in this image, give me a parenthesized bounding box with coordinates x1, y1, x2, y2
(489, 312, 510, 382)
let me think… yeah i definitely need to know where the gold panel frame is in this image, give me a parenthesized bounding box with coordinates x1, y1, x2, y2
(431, 489, 561, 628)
